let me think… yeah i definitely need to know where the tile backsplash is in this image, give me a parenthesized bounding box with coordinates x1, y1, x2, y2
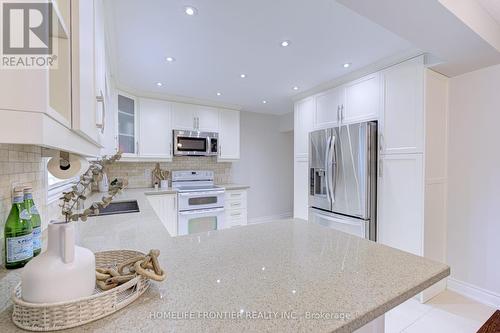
(105, 156, 232, 188)
(0, 144, 61, 264)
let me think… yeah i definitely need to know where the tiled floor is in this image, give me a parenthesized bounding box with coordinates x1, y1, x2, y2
(385, 290, 497, 333)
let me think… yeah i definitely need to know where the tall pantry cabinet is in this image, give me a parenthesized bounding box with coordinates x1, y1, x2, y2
(377, 56, 449, 301)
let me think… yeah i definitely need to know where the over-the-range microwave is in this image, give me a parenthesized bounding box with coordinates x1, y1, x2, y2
(173, 130, 218, 156)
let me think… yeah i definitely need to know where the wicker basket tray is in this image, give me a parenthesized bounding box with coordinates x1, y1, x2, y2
(12, 250, 151, 331)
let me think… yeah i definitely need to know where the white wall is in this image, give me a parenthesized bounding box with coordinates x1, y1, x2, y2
(447, 64, 500, 301)
(232, 112, 294, 221)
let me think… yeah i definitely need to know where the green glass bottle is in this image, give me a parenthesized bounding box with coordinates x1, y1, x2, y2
(4, 188, 33, 269)
(24, 187, 41, 256)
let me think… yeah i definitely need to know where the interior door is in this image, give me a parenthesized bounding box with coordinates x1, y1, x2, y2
(330, 122, 371, 219)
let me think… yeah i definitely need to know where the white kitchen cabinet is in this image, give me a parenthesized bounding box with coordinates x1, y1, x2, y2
(224, 189, 248, 227)
(197, 106, 220, 132)
(294, 97, 315, 158)
(343, 73, 380, 124)
(172, 103, 197, 130)
(138, 98, 173, 160)
(377, 154, 424, 255)
(147, 194, 178, 236)
(380, 56, 424, 154)
(293, 159, 309, 220)
(377, 66, 448, 302)
(0, 0, 101, 156)
(71, 0, 100, 144)
(94, 0, 107, 145)
(218, 109, 240, 161)
(117, 91, 138, 156)
(172, 103, 220, 132)
(314, 86, 343, 129)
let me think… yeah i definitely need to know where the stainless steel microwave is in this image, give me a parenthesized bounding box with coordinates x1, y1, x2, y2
(173, 130, 218, 156)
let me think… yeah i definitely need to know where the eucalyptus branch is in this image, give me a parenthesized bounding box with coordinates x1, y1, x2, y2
(60, 151, 123, 223)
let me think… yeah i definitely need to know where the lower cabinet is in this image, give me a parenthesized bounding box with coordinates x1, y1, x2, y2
(293, 158, 309, 220)
(146, 193, 178, 236)
(377, 154, 424, 255)
(224, 189, 248, 227)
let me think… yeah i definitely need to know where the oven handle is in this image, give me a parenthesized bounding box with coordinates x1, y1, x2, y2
(178, 191, 225, 197)
(178, 207, 225, 215)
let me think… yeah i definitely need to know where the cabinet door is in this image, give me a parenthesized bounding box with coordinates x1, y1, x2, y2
(294, 97, 315, 158)
(343, 73, 379, 124)
(164, 194, 178, 236)
(138, 98, 173, 159)
(196, 106, 220, 132)
(117, 91, 138, 155)
(172, 103, 196, 130)
(314, 87, 342, 129)
(380, 57, 424, 154)
(218, 109, 240, 161)
(377, 154, 424, 255)
(94, 0, 106, 144)
(293, 158, 309, 220)
(147, 194, 178, 236)
(71, 0, 99, 143)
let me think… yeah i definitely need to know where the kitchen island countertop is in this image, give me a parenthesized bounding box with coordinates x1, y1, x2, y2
(0, 188, 449, 332)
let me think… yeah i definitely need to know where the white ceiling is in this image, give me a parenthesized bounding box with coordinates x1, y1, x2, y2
(338, 0, 500, 77)
(478, 0, 500, 24)
(104, 0, 413, 114)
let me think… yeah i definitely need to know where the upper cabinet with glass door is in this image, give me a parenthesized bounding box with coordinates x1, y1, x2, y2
(117, 92, 138, 156)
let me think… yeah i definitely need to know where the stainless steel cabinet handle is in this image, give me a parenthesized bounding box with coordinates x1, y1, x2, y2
(379, 159, 383, 178)
(341, 104, 344, 122)
(379, 134, 384, 152)
(219, 145, 222, 157)
(336, 105, 340, 124)
(96, 90, 105, 134)
(136, 141, 139, 155)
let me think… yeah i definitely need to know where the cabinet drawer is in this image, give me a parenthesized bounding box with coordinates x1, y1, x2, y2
(225, 189, 247, 201)
(225, 209, 247, 227)
(226, 198, 247, 210)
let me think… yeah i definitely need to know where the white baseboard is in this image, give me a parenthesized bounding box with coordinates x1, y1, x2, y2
(248, 212, 293, 225)
(447, 277, 500, 309)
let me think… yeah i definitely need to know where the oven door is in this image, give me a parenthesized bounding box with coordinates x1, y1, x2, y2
(178, 207, 225, 235)
(178, 190, 225, 211)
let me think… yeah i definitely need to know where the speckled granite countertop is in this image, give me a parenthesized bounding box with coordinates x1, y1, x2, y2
(0, 188, 449, 332)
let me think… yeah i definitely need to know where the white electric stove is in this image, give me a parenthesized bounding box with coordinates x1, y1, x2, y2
(171, 170, 225, 235)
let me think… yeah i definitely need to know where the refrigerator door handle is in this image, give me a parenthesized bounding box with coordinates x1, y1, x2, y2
(325, 134, 332, 204)
(327, 134, 336, 204)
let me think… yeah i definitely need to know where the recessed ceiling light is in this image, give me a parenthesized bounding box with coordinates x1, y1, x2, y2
(216, 92, 222, 96)
(343, 63, 351, 68)
(281, 40, 291, 47)
(166, 56, 175, 62)
(156, 82, 163, 87)
(262, 100, 267, 104)
(293, 86, 299, 91)
(240, 74, 246, 78)
(184, 6, 197, 16)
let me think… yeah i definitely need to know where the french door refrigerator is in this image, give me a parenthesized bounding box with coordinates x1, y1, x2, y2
(308, 121, 377, 240)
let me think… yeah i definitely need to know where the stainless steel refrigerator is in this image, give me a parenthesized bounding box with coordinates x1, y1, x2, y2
(308, 121, 377, 240)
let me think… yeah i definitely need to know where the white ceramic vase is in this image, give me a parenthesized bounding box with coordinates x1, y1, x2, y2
(21, 221, 96, 303)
